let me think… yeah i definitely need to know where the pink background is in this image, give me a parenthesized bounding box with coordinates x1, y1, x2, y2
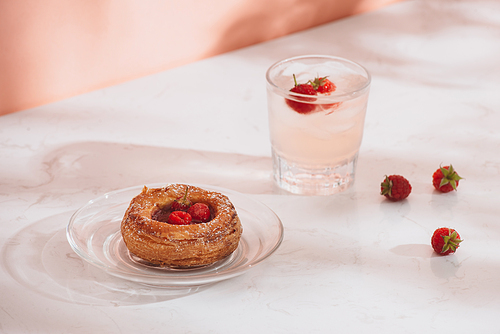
(0, 0, 399, 116)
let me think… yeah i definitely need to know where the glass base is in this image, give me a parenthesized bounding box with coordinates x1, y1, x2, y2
(272, 151, 358, 196)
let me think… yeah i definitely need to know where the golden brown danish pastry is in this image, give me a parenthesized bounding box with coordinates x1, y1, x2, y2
(120, 184, 242, 267)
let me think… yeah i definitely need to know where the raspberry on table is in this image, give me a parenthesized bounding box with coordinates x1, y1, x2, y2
(381, 175, 412, 201)
(431, 227, 462, 255)
(432, 165, 463, 193)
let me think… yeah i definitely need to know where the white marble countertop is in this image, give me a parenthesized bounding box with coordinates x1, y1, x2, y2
(2, 0, 500, 332)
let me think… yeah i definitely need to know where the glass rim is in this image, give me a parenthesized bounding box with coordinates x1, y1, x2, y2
(265, 55, 371, 101)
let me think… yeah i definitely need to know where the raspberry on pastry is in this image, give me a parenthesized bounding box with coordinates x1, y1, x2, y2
(121, 184, 242, 267)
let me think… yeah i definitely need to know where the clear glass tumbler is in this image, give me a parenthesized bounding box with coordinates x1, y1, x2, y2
(266, 55, 371, 195)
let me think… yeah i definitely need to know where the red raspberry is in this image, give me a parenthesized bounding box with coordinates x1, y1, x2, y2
(187, 203, 211, 223)
(321, 102, 342, 114)
(431, 227, 462, 255)
(310, 76, 341, 112)
(432, 165, 463, 193)
(380, 175, 412, 201)
(167, 211, 192, 225)
(310, 76, 336, 94)
(171, 186, 192, 211)
(285, 74, 317, 114)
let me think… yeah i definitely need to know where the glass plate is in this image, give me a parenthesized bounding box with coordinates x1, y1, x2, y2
(67, 183, 284, 287)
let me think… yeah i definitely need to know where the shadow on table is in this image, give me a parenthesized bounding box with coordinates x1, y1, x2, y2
(35, 141, 275, 196)
(2, 141, 276, 306)
(1, 210, 220, 306)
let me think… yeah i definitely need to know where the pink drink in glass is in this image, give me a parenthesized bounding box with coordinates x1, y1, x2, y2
(266, 55, 371, 195)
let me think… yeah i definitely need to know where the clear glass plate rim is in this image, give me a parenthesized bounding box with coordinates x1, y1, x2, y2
(66, 183, 284, 285)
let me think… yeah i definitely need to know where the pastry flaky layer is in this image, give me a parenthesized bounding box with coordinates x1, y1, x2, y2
(121, 184, 243, 267)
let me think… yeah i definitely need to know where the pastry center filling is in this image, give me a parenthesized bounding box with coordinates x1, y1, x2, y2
(151, 204, 213, 225)
(151, 207, 171, 222)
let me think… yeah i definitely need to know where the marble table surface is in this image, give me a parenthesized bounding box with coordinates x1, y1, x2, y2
(1, 0, 499, 332)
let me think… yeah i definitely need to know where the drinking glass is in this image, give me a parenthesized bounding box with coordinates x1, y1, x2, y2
(266, 55, 371, 195)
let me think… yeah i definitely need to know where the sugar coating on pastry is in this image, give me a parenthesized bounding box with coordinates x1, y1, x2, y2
(120, 184, 242, 267)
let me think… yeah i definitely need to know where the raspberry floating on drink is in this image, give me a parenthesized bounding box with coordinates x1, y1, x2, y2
(285, 74, 318, 114)
(286, 74, 342, 114)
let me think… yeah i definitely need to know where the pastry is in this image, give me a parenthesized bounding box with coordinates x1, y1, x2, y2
(120, 184, 242, 267)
